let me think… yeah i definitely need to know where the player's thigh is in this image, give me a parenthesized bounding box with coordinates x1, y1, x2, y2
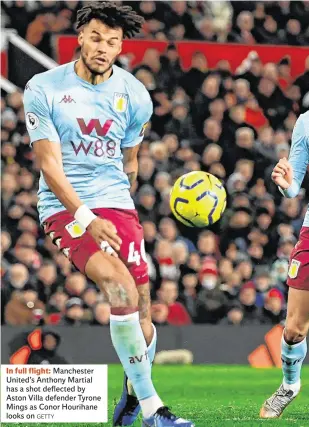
(43, 211, 100, 274)
(85, 251, 137, 305)
(94, 208, 149, 286)
(44, 210, 135, 291)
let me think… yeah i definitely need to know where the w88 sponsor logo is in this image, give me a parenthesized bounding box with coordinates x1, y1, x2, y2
(70, 139, 116, 157)
(72, 117, 117, 157)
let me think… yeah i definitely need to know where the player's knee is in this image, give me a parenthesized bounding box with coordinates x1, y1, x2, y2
(110, 283, 139, 309)
(285, 322, 309, 344)
(93, 267, 138, 308)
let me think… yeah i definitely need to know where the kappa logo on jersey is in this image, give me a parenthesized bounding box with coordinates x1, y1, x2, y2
(113, 93, 128, 112)
(288, 259, 301, 279)
(60, 94, 76, 104)
(26, 112, 39, 130)
(65, 220, 86, 238)
(139, 122, 149, 137)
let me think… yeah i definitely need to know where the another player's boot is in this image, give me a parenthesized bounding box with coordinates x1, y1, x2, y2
(142, 406, 195, 427)
(260, 384, 299, 418)
(113, 374, 140, 426)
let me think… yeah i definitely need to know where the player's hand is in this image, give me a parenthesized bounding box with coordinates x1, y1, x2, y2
(271, 157, 293, 190)
(87, 217, 122, 256)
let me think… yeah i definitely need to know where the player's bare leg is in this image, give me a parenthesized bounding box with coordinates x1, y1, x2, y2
(138, 283, 154, 344)
(260, 287, 309, 418)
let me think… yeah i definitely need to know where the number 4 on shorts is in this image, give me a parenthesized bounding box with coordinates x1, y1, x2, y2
(127, 240, 147, 266)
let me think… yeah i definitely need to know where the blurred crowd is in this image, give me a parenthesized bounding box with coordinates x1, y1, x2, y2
(2, 0, 309, 57)
(1, 1, 309, 329)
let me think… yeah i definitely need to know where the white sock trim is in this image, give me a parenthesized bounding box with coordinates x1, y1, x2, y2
(140, 394, 163, 419)
(110, 312, 139, 322)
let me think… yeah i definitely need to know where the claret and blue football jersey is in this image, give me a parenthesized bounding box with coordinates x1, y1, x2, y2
(23, 62, 153, 223)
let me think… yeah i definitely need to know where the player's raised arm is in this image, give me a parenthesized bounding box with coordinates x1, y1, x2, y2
(271, 114, 309, 198)
(23, 80, 121, 252)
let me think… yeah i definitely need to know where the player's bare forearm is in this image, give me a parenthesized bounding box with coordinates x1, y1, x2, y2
(126, 170, 138, 187)
(33, 139, 83, 215)
(122, 145, 140, 187)
(41, 158, 83, 213)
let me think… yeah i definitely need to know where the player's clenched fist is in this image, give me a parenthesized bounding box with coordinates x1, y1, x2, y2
(87, 217, 122, 256)
(271, 157, 293, 190)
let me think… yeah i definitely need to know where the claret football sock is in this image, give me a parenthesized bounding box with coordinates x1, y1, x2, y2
(281, 333, 307, 392)
(110, 312, 163, 417)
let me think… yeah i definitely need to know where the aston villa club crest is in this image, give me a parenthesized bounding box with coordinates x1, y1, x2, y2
(288, 259, 301, 279)
(113, 93, 128, 112)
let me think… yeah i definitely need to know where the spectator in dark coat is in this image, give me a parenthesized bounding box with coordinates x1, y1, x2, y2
(180, 52, 209, 99)
(260, 289, 285, 325)
(220, 301, 245, 325)
(196, 263, 228, 324)
(239, 282, 261, 325)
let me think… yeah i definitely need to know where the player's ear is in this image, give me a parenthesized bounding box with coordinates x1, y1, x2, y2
(116, 40, 123, 56)
(78, 31, 83, 47)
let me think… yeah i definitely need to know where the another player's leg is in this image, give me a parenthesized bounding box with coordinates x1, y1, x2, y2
(114, 282, 156, 426)
(86, 252, 194, 427)
(260, 287, 309, 418)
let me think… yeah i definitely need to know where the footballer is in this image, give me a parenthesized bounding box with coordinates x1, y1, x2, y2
(260, 111, 309, 418)
(23, 2, 194, 426)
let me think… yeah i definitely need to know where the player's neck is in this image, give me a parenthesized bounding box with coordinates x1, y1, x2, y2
(75, 59, 113, 85)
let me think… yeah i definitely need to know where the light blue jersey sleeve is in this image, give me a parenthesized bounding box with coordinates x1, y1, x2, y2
(23, 80, 60, 145)
(121, 88, 153, 149)
(280, 113, 309, 198)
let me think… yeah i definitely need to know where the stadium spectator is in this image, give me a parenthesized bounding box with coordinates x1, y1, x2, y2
(92, 302, 111, 326)
(157, 280, 192, 325)
(238, 282, 261, 325)
(260, 288, 285, 325)
(220, 302, 245, 325)
(3, 0, 308, 48)
(60, 297, 86, 326)
(5, 288, 45, 326)
(195, 260, 228, 324)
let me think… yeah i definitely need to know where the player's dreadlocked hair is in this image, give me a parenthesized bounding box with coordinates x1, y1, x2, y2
(75, 2, 144, 38)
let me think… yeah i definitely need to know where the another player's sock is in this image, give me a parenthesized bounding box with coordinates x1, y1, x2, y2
(110, 312, 163, 418)
(281, 333, 307, 392)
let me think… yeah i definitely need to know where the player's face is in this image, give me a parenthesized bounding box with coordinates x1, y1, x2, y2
(78, 19, 122, 75)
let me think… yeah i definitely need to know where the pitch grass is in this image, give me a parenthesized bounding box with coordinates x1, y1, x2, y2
(2, 365, 309, 427)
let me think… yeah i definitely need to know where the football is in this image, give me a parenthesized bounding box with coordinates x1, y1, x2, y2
(169, 171, 227, 227)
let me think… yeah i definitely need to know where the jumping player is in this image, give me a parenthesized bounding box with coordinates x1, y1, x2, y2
(23, 3, 194, 427)
(260, 111, 309, 418)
